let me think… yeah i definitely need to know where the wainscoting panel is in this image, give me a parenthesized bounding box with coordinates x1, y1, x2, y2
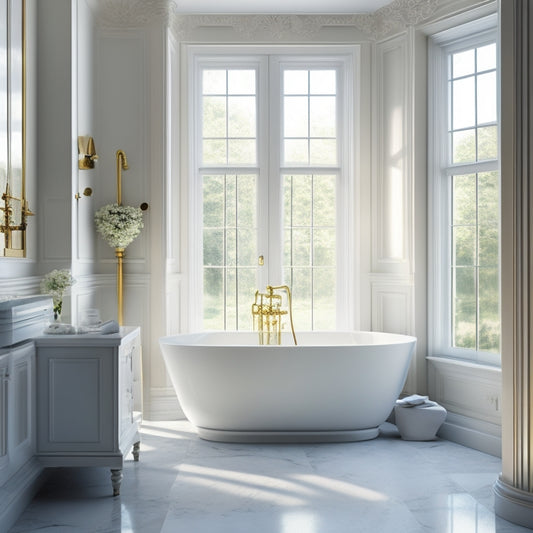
(371, 276, 417, 393)
(427, 356, 501, 424)
(165, 274, 181, 337)
(0, 277, 41, 296)
(371, 277, 414, 335)
(427, 356, 502, 456)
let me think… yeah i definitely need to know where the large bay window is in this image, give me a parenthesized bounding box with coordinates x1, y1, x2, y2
(429, 16, 500, 365)
(189, 48, 356, 332)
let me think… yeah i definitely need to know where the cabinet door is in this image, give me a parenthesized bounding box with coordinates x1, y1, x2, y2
(0, 354, 9, 485)
(37, 347, 116, 453)
(8, 343, 34, 468)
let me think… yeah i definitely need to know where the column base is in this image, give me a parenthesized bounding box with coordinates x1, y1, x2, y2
(494, 477, 533, 528)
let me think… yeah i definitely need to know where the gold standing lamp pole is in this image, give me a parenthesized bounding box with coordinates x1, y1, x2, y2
(115, 150, 128, 326)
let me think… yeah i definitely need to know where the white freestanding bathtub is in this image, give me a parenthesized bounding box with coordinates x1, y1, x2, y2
(159, 331, 416, 443)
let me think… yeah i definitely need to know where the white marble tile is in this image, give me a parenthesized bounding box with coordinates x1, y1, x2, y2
(9, 420, 532, 533)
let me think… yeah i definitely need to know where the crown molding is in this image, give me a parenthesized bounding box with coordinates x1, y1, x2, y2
(169, 0, 441, 41)
(88, 0, 173, 28)
(90, 0, 446, 39)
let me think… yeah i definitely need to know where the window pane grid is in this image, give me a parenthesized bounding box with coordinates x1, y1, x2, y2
(202, 173, 257, 330)
(450, 171, 499, 354)
(283, 69, 338, 167)
(201, 68, 257, 166)
(283, 173, 336, 330)
(196, 56, 347, 333)
(448, 43, 497, 165)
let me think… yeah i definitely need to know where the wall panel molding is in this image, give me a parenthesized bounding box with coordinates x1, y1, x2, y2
(0, 277, 41, 296)
(427, 357, 501, 424)
(372, 34, 412, 272)
(149, 386, 184, 421)
(427, 357, 502, 456)
(370, 277, 414, 335)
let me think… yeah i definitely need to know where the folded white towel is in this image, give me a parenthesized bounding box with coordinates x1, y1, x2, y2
(44, 323, 76, 335)
(396, 394, 429, 407)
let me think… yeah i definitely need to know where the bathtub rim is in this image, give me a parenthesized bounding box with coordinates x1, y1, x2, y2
(159, 330, 417, 348)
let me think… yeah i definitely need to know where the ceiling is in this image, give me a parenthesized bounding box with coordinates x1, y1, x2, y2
(172, 0, 394, 14)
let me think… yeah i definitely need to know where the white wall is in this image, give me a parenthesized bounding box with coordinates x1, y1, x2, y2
(0, 0, 500, 427)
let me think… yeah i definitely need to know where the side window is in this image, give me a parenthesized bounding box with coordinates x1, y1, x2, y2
(429, 22, 500, 364)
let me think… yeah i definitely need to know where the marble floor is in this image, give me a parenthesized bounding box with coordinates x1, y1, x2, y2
(9, 420, 532, 533)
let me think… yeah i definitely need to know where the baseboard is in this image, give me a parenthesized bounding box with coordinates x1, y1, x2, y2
(494, 477, 533, 529)
(148, 387, 186, 421)
(0, 457, 47, 532)
(437, 412, 501, 457)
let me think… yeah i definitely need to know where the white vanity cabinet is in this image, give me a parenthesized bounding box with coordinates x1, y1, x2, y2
(34, 327, 141, 496)
(0, 353, 9, 481)
(0, 341, 35, 489)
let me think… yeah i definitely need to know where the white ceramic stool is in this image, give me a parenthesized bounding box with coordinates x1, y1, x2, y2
(394, 401, 447, 441)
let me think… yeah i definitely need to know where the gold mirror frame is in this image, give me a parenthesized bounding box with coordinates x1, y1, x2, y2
(0, 0, 30, 258)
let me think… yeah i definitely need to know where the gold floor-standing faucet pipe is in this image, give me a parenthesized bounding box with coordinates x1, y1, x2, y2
(116, 149, 128, 205)
(115, 149, 128, 326)
(252, 285, 297, 345)
(116, 248, 124, 326)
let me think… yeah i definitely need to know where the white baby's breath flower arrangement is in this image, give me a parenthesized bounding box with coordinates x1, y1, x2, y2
(40, 269, 75, 320)
(94, 203, 144, 249)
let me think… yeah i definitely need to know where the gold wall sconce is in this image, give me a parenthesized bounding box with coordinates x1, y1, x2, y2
(78, 136, 99, 169)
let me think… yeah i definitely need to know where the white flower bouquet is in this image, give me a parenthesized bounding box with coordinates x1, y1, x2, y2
(94, 203, 144, 249)
(40, 269, 75, 319)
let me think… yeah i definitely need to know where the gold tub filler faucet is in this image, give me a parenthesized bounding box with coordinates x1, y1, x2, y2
(252, 285, 297, 346)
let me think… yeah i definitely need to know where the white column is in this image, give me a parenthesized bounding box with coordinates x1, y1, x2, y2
(494, 0, 533, 527)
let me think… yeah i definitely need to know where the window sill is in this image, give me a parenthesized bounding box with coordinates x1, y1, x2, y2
(426, 354, 501, 372)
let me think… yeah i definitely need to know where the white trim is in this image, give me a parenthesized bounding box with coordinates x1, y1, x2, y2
(147, 387, 185, 421)
(427, 355, 502, 455)
(427, 17, 499, 366)
(430, 12, 497, 45)
(185, 44, 358, 331)
(494, 479, 533, 530)
(438, 412, 501, 457)
(0, 458, 46, 533)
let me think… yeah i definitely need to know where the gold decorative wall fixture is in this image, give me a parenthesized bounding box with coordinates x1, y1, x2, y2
(78, 136, 99, 169)
(0, 0, 32, 257)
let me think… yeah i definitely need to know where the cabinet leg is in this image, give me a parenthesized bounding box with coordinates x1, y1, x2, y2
(133, 440, 140, 462)
(111, 468, 123, 496)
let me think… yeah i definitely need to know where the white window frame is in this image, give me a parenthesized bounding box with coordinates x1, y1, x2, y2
(428, 14, 500, 366)
(186, 45, 358, 332)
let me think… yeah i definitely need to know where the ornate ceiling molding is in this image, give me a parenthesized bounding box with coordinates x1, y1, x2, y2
(170, 14, 373, 41)
(170, 0, 442, 41)
(370, 0, 442, 37)
(89, 0, 174, 28)
(91, 0, 442, 39)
